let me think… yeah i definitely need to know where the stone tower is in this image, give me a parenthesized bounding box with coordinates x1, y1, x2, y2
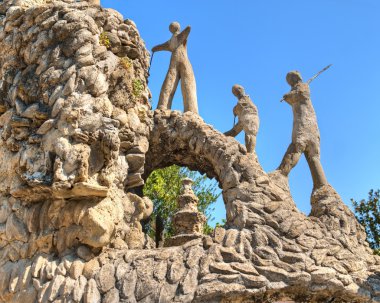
(166, 178, 206, 246)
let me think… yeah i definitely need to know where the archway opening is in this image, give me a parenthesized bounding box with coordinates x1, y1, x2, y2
(141, 164, 224, 248)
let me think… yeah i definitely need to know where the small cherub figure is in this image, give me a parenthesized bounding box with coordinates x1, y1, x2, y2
(53, 109, 91, 186)
(278, 71, 328, 189)
(152, 22, 198, 114)
(97, 128, 121, 187)
(224, 85, 259, 153)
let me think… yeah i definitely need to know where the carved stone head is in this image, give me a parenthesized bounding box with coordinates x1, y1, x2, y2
(169, 22, 181, 34)
(286, 71, 303, 87)
(232, 84, 245, 98)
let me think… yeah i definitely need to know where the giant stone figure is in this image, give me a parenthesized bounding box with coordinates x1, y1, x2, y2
(278, 71, 328, 189)
(152, 22, 198, 114)
(224, 84, 259, 153)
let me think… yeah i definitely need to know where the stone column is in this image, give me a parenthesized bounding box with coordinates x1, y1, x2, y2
(165, 178, 206, 246)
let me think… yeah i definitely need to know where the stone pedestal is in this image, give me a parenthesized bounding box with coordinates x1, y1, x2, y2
(165, 178, 206, 246)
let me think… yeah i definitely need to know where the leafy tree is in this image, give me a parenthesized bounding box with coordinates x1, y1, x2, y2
(352, 189, 380, 255)
(143, 165, 221, 245)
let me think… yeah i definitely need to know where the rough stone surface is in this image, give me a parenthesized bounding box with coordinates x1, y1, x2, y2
(0, 1, 379, 303)
(0, 0, 152, 261)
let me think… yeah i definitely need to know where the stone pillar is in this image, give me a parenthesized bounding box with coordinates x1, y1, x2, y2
(165, 178, 206, 246)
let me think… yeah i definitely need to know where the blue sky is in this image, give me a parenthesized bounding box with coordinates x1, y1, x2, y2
(103, 0, 380, 224)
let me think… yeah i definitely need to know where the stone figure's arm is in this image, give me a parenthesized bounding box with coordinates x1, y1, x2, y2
(224, 121, 243, 137)
(282, 91, 296, 105)
(177, 26, 191, 46)
(72, 129, 90, 144)
(152, 41, 171, 52)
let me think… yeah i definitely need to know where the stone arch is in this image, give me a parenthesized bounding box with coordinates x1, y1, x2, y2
(144, 110, 267, 228)
(144, 110, 288, 228)
(144, 110, 245, 188)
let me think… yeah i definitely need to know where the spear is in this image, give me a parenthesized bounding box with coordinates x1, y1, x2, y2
(307, 64, 332, 84)
(280, 64, 332, 102)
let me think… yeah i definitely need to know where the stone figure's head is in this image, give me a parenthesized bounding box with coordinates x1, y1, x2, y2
(169, 22, 181, 34)
(286, 71, 303, 86)
(232, 84, 245, 98)
(181, 178, 194, 194)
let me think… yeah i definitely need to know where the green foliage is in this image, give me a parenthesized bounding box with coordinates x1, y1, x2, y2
(352, 189, 380, 255)
(99, 32, 111, 49)
(143, 165, 221, 239)
(216, 219, 227, 228)
(120, 57, 132, 70)
(132, 79, 144, 97)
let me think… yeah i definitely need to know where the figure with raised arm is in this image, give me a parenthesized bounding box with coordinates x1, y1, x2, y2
(224, 85, 259, 153)
(152, 22, 198, 114)
(278, 71, 328, 189)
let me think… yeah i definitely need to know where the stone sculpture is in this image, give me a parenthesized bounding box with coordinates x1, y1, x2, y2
(277, 71, 328, 189)
(165, 178, 206, 246)
(152, 22, 198, 114)
(224, 84, 259, 153)
(0, 1, 379, 302)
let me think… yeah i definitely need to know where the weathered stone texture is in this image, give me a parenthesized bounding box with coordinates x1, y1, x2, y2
(0, 1, 379, 303)
(0, 0, 152, 262)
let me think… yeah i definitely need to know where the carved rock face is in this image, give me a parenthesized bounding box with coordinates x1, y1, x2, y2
(0, 0, 152, 260)
(0, 1, 379, 303)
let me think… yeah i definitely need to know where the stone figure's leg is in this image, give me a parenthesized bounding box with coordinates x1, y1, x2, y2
(243, 120, 258, 153)
(181, 67, 198, 114)
(305, 142, 328, 189)
(77, 162, 88, 182)
(53, 157, 66, 182)
(245, 133, 256, 153)
(99, 130, 120, 186)
(167, 75, 180, 110)
(157, 67, 179, 110)
(278, 142, 303, 176)
(76, 148, 89, 183)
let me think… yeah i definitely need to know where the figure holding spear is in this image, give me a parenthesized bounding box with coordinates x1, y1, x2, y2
(277, 68, 331, 189)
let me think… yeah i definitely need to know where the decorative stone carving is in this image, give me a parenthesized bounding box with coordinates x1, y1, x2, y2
(0, 0, 151, 262)
(165, 178, 206, 247)
(224, 84, 260, 153)
(277, 71, 328, 189)
(152, 22, 198, 114)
